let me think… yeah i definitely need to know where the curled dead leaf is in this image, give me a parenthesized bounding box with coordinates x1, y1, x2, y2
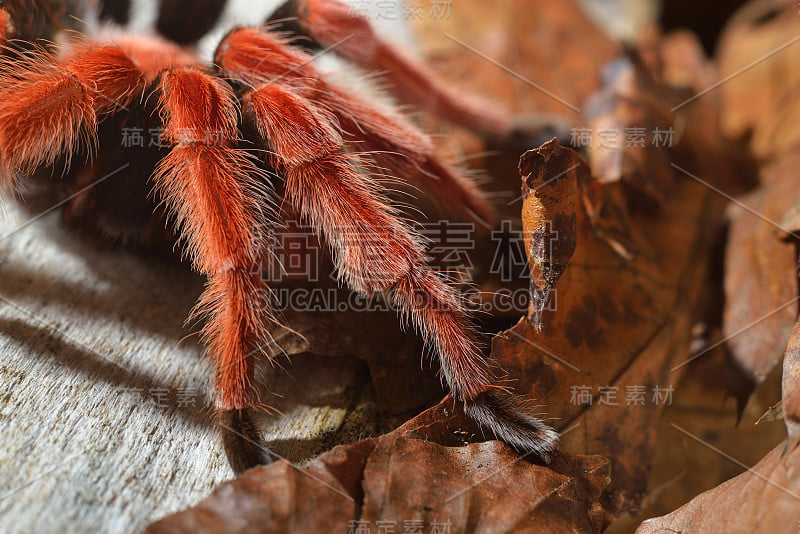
(147, 400, 615, 533)
(637, 439, 800, 534)
(722, 154, 800, 414)
(491, 39, 732, 515)
(583, 52, 686, 205)
(520, 139, 584, 330)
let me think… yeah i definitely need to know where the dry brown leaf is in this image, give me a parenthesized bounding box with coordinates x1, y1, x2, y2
(409, 0, 619, 229)
(583, 53, 683, 204)
(611, 344, 786, 532)
(783, 317, 800, 450)
(412, 0, 618, 119)
(721, 153, 800, 412)
(717, 0, 800, 159)
(520, 139, 583, 329)
(145, 440, 372, 533)
(488, 41, 732, 515)
(146, 400, 614, 533)
(636, 439, 800, 533)
(598, 14, 800, 529)
(493, 176, 722, 515)
(711, 1, 800, 414)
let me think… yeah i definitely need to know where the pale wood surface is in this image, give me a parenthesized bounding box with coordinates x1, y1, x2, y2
(0, 203, 371, 534)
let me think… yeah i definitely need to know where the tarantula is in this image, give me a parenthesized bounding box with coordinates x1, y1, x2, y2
(0, 0, 558, 473)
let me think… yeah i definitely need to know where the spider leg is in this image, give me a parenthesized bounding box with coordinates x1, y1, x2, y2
(0, 43, 144, 184)
(216, 27, 494, 224)
(245, 83, 558, 456)
(0, 43, 274, 471)
(0, 8, 12, 42)
(0, 0, 73, 46)
(270, 0, 575, 153)
(268, 0, 512, 138)
(154, 67, 278, 473)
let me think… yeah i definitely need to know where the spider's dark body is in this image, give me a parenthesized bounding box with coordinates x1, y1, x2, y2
(21, 96, 167, 249)
(0, 0, 558, 473)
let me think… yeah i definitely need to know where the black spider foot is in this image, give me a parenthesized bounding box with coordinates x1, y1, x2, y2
(219, 408, 273, 475)
(464, 391, 559, 462)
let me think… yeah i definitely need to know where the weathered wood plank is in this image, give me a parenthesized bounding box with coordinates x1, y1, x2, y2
(0, 203, 369, 533)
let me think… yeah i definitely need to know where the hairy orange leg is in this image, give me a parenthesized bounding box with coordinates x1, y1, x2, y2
(288, 0, 513, 137)
(216, 26, 494, 224)
(153, 68, 278, 473)
(245, 83, 557, 455)
(0, 43, 144, 183)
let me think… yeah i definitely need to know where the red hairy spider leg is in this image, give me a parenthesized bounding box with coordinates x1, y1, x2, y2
(216, 27, 495, 224)
(246, 83, 557, 456)
(154, 67, 276, 472)
(246, 83, 484, 389)
(0, 0, 72, 44)
(214, 26, 430, 156)
(312, 77, 495, 224)
(0, 43, 144, 182)
(0, 9, 12, 42)
(297, 0, 513, 138)
(246, 83, 428, 296)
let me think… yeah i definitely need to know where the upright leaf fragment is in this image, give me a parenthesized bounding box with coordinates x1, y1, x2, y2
(520, 138, 585, 329)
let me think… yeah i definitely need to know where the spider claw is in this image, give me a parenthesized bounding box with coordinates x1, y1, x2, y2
(219, 409, 273, 475)
(464, 391, 559, 461)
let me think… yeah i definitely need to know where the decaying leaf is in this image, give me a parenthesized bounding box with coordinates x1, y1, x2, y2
(716, 1, 800, 411)
(637, 439, 800, 534)
(583, 52, 684, 204)
(721, 157, 800, 413)
(495, 177, 723, 515)
(605, 8, 800, 528)
(411, 0, 619, 120)
(490, 37, 733, 516)
(408, 0, 619, 219)
(520, 139, 584, 329)
(147, 400, 614, 533)
(717, 0, 800, 159)
(619, 342, 787, 532)
(783, 317, 800, 450)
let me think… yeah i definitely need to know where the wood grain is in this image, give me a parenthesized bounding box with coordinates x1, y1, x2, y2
(0, 202, 372, 533)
